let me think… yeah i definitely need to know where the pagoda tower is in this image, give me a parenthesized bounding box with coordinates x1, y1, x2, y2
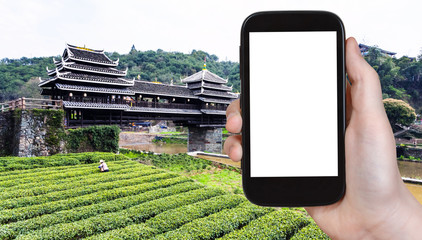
(39, 44, 134, 124)
(181, 65, 237, 153)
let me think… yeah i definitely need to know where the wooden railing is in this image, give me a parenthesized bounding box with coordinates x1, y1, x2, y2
(0, 98, 63, 112)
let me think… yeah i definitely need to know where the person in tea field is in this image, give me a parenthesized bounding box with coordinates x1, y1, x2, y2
(224, 37, 422, 239)
(98, 160, 109, 172)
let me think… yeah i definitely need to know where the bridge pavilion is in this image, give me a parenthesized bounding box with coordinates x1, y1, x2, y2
(38, 44, 237, 152)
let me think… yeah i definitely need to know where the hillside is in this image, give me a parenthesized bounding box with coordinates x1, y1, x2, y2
(1, 44, 421, 113)
(0, 47, 239, 102)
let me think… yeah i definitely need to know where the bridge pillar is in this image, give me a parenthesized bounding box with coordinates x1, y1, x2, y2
(188, 127, 222, 153)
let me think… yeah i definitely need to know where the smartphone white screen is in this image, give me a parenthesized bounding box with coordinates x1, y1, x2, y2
(249, 31, 338, 177)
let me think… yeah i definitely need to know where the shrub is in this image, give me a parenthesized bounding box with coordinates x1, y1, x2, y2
(17, 187, 225, 239)
(153, 201, 274, 239)
(290, 223, 330, 240)
(0, 152, 127, 172)
(0, 176, 191, 224)
(1, 181, 201, 239)
(86, 194, 245, 239)
(66, 125, 120, 153)
(218, 210, 311, 239)
(383, 98, 416, 127)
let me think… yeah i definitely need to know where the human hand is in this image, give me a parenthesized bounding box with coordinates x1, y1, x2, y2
(224, 37, 422, 239)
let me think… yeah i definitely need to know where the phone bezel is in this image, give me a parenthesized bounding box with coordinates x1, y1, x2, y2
(240, 11, 346, 206)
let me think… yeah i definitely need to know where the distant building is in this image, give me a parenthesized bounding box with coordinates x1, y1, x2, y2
(359, 43, 396, 57)
(38, 44, 237, 128)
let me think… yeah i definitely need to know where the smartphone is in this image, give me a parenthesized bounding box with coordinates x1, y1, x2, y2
(240, 11, 346, 206)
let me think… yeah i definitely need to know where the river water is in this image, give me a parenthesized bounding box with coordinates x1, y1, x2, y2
(398, 161, 422, 204)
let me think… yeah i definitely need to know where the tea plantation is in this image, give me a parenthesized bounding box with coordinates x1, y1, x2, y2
(0, 152, 330, 239)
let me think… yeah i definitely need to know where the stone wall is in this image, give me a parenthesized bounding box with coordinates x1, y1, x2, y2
(0, 112, 14, 156)
(397, 145, 422, 159)
(188, 127, 222, 153)
(0, 109, 66, 157)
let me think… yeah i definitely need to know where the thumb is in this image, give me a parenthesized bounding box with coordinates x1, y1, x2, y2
(346, 37, 386, 116)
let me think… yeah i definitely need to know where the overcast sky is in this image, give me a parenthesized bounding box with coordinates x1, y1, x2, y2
(0, 0, 420, 62)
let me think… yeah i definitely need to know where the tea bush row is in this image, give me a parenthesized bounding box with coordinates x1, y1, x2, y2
(86, 194, 247, 240)
(0, 176, 190, 224)
(153, 201, 274, 240)
(0, 159, 135, 183)
(0, 170, 171, 210)
(17, 187, 225, 240)
(0, 164, 156, 199)
(218, 210, 311, 240)
(290, 223, 330, 240)
(0, 152, 127, 172)
(0, 161, 137, 188)
(1, 181, 202, 239)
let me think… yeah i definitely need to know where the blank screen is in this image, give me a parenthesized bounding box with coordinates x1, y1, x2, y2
(249, 31, 338, 177)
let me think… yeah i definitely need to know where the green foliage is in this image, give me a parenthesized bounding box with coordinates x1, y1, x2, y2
(153, 201, 274, 239)
(0, 181, 201, 239)
(383, 98, 417, 127)
(0, 153, 322, 239)
(0, 172, 177, 210)
(152, 136, 187, 144)
(120, 149, 212, 171)
(364, 46, 422, 112)
(0, 152, 126, 172)
(0, 175, 190, 225)
(0, 57, 56, 101)
(291, 223, 331, 240)
(87, 194, 246, 239)
(18, 188, 224, 239)
(219, 210, 311, 240)
(66, 125, 120, 153)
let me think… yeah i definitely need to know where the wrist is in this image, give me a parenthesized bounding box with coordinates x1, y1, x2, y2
(362, 190, 422, 239)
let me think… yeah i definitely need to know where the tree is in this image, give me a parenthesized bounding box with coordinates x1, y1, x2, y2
(383, 98, 416, 127)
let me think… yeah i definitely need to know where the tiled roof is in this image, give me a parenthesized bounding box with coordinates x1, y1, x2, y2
(56, 83, 135, 95)
(63, 101, 129, 110)
(187, 82, 232, 91)
(198, 97, 235, 104)
(181, 70, 228, 84)
(193, 89, 238, 99)
(67, 47, 115, 65)
(200, 109, 227, 115)
(203, 82, 232, 91)
(127, 107, 202, 114)
(63, 63, 126, 76)
(131, 81, 197, 98)
(58, 72, 134, 86)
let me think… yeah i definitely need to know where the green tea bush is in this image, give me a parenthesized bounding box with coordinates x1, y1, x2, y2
(1, 181, 202, 239)
(0, 165, 157, 200)
(0, 176, 190, 224)
(0, 161, 139, 193)
(0, 171, 174, 210)
(17, 188, 225, 240)
(218, 210, 311, 239)
(0, 152, 127, 172)
(290, 223, 331, 240)
(153, 201, 274, 240)
(85, 194, 245, 240)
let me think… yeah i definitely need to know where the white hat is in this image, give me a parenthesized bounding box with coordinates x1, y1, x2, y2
(99, 160, 104, 163)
